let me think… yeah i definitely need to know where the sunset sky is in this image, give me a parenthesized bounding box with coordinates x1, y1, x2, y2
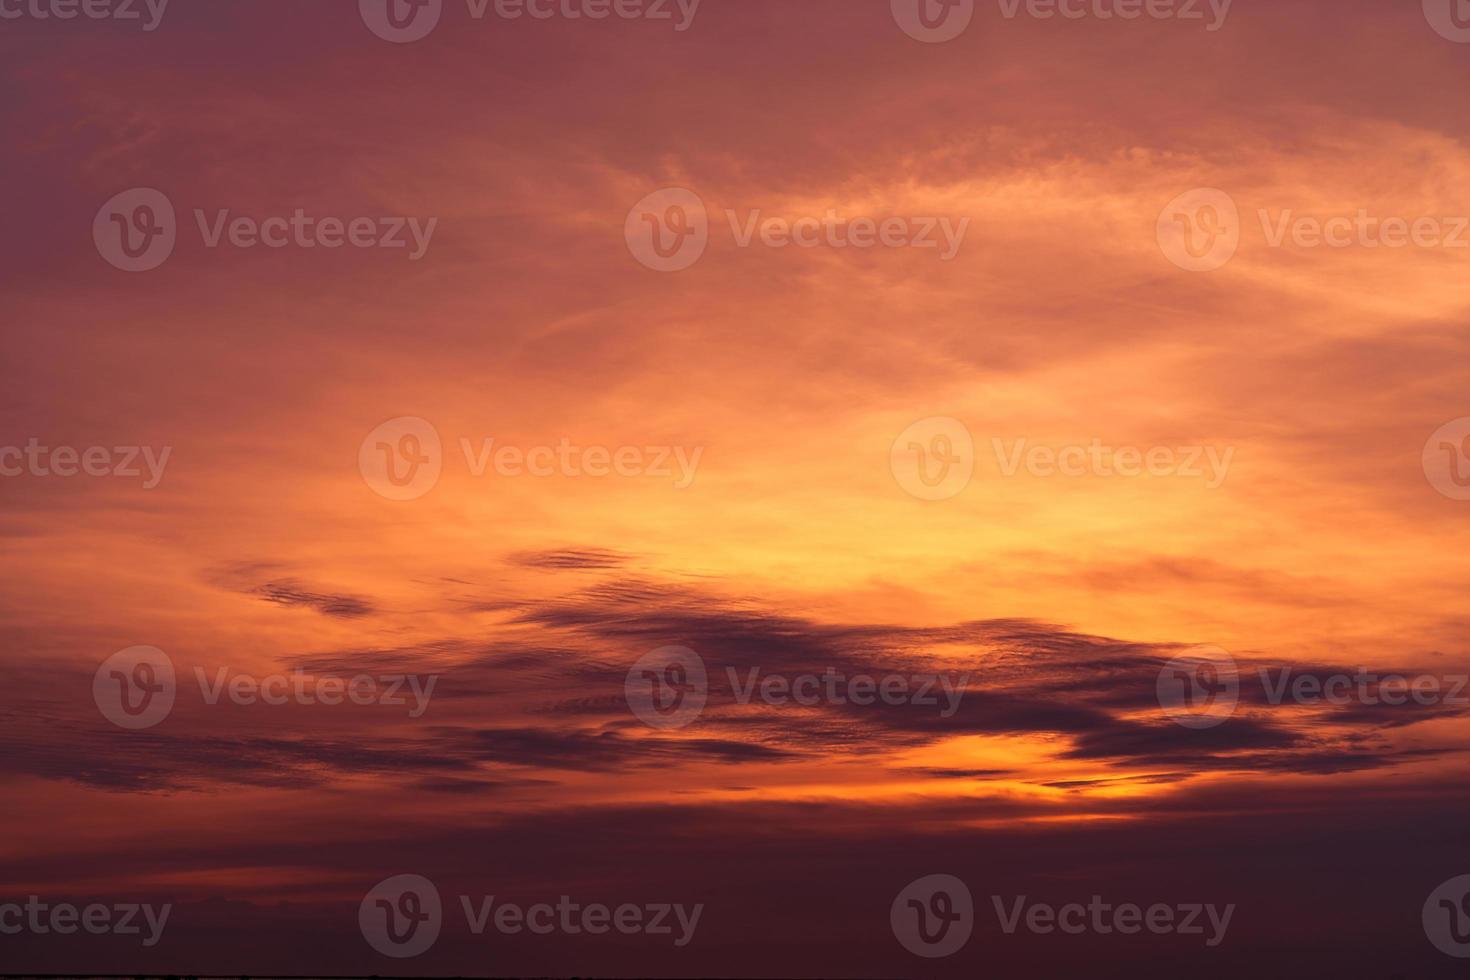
(3, 0, 1470, 976)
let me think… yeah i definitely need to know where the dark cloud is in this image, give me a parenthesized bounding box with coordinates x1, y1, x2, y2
(251, 580, 375, 618)
(511, 548, 632, 570)
(439, 726, 800, 772)
(0, 723, 476, 792)
(6, 573, 1458, 798)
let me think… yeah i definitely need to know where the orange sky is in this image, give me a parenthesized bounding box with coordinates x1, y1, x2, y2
(2, 1, 1470, 976)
